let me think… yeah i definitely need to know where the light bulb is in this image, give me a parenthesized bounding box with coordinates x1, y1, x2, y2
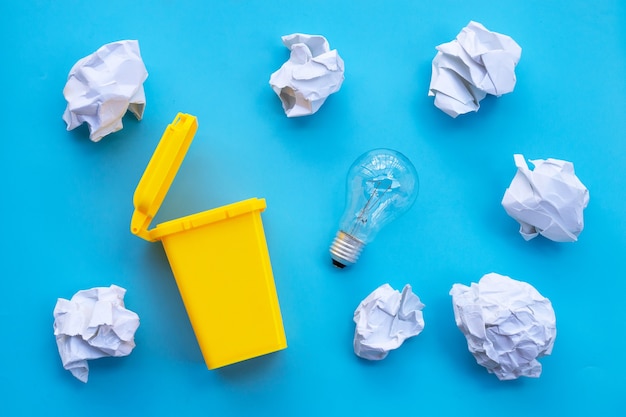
(330, 148, 419, 268)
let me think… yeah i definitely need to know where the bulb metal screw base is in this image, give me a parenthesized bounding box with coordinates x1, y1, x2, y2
(330, 231, 365, 268)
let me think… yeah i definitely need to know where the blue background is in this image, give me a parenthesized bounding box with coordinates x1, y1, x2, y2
(1, 1, 625, 415)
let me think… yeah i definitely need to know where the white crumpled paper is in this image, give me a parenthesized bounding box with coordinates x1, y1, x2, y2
(353, 283, 425, 360)
(269, 33, 344, 117)
(502, 154, 589, 242)
(450, 273, 556, 380)
(53, 285, 140, 383)
(62, 40, 148, 142)
(428, 21, 521, 117)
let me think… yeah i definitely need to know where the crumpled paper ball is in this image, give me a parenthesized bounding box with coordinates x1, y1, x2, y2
(353, 283, 425, 360)
(62, 40, 148, 142)
(53, 285, 140, 383)
(428, 21, 521, 117)
(502, 154, 589, 242)
(450, 273, 556, 380)
(269, 33, 344, 117)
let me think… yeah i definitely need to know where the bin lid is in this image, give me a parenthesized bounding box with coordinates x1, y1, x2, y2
(131, 113, 198, 242)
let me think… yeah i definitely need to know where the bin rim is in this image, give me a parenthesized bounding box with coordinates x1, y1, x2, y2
(149, 197, 267, 241)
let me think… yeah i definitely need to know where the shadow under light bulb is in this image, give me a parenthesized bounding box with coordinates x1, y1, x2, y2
(330, 148, 419, 268)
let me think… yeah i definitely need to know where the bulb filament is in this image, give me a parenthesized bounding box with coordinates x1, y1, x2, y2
(349, 179, 393, 236)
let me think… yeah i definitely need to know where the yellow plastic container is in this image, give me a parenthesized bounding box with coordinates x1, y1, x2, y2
(131, 113, 287, 369)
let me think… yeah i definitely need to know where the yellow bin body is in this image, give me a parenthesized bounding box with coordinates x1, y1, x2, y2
(131, 114, 287, 369)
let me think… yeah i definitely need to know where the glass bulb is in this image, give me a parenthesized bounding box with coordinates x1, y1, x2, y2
(330, 148, 419, 268)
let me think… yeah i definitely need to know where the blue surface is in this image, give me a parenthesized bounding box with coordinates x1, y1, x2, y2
(1, 1, 625, 416)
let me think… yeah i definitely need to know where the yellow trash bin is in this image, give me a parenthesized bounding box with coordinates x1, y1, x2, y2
(131, 113, 287, 369)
